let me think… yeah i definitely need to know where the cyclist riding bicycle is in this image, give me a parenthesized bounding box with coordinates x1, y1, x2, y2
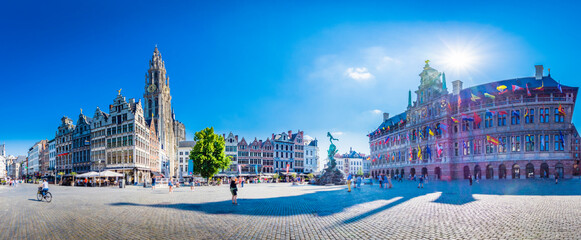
(39, 179, 49, 196)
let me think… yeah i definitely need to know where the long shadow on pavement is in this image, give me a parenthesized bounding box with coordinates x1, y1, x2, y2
(109, 179, 581, 224)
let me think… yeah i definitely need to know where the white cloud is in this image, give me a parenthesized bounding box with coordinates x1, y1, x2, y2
(332, 131, 344, 136)
(345, 67, 373, 81)
(371, 109, 382, 114)
(303, 135, 314, 141)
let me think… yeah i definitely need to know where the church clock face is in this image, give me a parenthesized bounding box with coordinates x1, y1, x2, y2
(148, 84, 157, 93)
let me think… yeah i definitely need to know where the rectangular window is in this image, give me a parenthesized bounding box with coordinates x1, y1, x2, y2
(498, 114, 507, 126)
(112, 117, 117, 124)
(555, 134, 564, 151)
(486, 139, 495, 154)
(117, 137, 122, 147)
(123, 125, 127, 133)
(128, 135, 133, 146)
(463, 141, 471, 156)
(111, 138, 116, 148)
(540, 135, 550, 151)
(123, 136, 128, 146)
(525, 109, 535, 124)
(485, 115, 493, 128)
(511, 110, 520, 125)
(554, 108, 565, 123)
(511, 136, 521, 152)
(107, 128, 111, 136)
(128, 124, 134, 132)
(525, 135, 535, 151)
(117, 126, 122, 134)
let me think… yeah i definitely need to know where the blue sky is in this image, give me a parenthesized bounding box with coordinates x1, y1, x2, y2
(1, 0, 580, 156)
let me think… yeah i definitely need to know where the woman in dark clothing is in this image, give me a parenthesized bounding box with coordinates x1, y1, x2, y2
(230, 177, 238, 205)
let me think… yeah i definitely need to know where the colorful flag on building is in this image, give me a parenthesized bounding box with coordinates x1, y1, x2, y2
(458, 95, 462, 106)
(524, 108, 529, 118)
(512, 85, 523, 92)
(428, 127, 435, 136)
(497, 85, 507, 92)
(471, 93, 481, 102)
(426, 144, 431, 160)
(440, 123, 449, 131)
(436, 143, 442, 158)
(486, 135, 499, 146)
(474, 112, 482, 125)
(512, 110, 520, 117)
(286, 163, 290, 173)
(461, 113, 474, 121)
(499, 110, 508, 115)
(486, 109, 496, 117)
(558, 83, 563, 93)
(534, 81, 544, 91)
(484, 92, 496, 100)
(559, 130, 565, 148)
(558, 104, 566, 116)
(451, 117, 459, 123)
(417, 146, 422, 160)
(526, 83, 531, 96)
(498, 89, 509, 95)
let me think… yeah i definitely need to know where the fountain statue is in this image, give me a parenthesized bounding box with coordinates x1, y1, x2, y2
(315, 132, 346, 185)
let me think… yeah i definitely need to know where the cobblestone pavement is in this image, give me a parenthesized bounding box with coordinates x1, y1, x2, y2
(1, 179, 581, 239)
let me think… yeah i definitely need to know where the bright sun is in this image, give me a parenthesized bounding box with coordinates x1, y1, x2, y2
(444, 48, 477, 72)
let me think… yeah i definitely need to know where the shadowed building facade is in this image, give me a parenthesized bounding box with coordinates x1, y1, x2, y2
(369, 62, 578, 180)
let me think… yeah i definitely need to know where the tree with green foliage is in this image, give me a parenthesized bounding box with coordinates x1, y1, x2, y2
(189, 127, 231, 181)
(357, 168, 364, 176)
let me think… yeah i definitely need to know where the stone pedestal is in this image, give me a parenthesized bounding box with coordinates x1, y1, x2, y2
(315, 168, 346, 185)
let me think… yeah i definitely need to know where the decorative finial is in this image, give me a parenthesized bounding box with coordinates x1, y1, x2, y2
(80, 108, 83, 114)
(425, 59, 430, 64)
(548, 68, 551, 77)
(118, 88, 122, 95)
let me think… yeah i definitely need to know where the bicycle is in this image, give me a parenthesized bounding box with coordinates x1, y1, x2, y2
(37, 187, 52, 203)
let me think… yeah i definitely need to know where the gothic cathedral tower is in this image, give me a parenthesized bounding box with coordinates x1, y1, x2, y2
(143, 46, 178, 177)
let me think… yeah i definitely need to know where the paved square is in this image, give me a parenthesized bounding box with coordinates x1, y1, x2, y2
(1, 179, 581, 239)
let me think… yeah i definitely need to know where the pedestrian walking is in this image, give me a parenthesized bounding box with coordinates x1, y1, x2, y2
(189, 177, 194, 191)
(357, 175, 362, 188)
(476, 173, 479, 183)
(152, 177, 156, 190)
(347, 174, 352, 192)
(240, 177, 244, 188)
(230, 177, 238, 205)
(387, 174, 393, 188)
(418, 175, 424, 188)
(379, 175, 383, 188)
(168, 178, 174, 193)
(555, 172, 559, 184)
(468, 175, 473, 186)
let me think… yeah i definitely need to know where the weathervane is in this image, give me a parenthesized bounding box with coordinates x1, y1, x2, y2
(425, 59, 430, 64)
(118, 88, 122, 95)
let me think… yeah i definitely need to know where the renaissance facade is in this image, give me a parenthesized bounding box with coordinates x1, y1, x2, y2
(369, 62, 580, 180)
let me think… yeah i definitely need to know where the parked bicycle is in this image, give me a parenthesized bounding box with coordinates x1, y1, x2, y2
(37, 187, 52, 203)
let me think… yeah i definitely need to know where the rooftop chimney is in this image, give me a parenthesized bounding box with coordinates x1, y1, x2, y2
(383, 113, 389, 121)
(535, 65, 544, 80)
(452, 80, 463, 95)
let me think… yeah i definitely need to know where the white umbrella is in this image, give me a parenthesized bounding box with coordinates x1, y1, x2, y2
(98, 170, 124, 177)
(76, 172, 99, 178)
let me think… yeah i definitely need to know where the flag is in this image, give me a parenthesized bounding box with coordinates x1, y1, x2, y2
(486, 135, 499, 146)
(512, 110, 520, 117)
(419, 129, 424, 139)
(440, 123, 449, 131)
(473, 112, 482, 125)
(486, 109, 496, 117)
(417, 146, 422, 160)
(426, 144, 431, 160)
(409, 148, 412, 161)
(286, 163, 290, 173)
(524, 108, 529, 118)
(447, 102, 452, 112)
(526, 83, 531, 96)
(428, 127, 435, 136)
(484, 92, 496, 100)
(471, 93, 481, 102)
(458, 95, 462, 106)
(238, 164, 242, 174)
(498, 89, 509, 95)
(463, 141, 467, 150)
(558, 83, 563, 93)
(255, 165, 258, 174)
(436, 144, 443, 158)
(385, 136, 390, 144)
(512, 85, 523, 92)
(461, 113, 474, 121)
(84, 139, 90, 146)
(451, 117, 459, 123)
(497, 85, 507, 92)
(558, 104, 566, 116)
(534, 81, 544, 91)
(499, 110, 508, 115)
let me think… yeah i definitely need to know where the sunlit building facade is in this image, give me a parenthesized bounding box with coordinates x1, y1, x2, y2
(369, 63, 579, 180)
